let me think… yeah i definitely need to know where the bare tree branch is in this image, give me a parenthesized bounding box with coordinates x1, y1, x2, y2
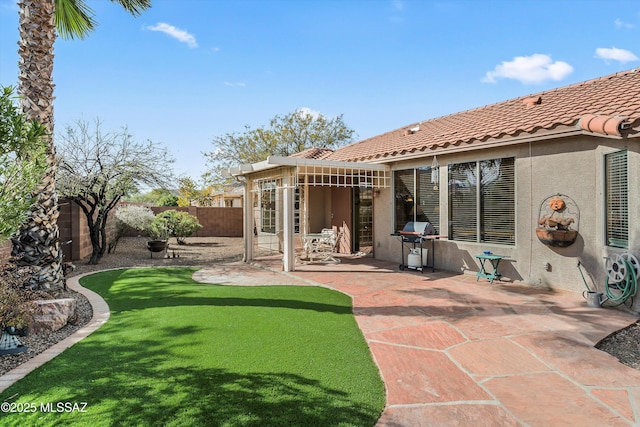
(56, 118, 174, 264)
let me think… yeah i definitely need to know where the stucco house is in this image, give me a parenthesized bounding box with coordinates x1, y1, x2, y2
(210, 185, 244, 208)
(229, 68, 640, 309)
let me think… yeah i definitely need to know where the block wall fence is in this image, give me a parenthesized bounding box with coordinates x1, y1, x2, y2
(1, 201, 243, 263)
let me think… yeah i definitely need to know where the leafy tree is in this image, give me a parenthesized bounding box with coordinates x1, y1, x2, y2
(125, 188, 175, 205)
(178, 177, 212, 206)
(204, 109, 356, 186)
(157, 194, 179, 206)
(0, 86, 48, 243)
(14, 0, 151, 291)
(56, 119, 174, 264)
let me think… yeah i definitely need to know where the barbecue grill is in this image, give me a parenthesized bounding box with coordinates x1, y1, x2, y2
(393, 221, 438, 273)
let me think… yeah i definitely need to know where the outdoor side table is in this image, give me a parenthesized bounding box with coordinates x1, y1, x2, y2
(475, 254, 503, 284)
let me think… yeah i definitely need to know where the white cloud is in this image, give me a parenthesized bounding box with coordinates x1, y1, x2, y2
(298, 107, 322, 120)
(146, 22, 198, 48)
(595, 47, 638, 63)
(614, 18, 634, 29)
(483, 54, 573, 84)
(223, 81, 246, 87)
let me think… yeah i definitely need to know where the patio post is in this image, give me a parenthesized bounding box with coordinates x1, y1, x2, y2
(243, 176, 254, 263)
(282, 170, 296, 271)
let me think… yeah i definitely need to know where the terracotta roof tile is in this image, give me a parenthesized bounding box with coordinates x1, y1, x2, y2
(328, 68, 640, 162)
(289, 147, 334, 160)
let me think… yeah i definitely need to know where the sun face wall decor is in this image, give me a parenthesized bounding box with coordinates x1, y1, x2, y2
(536, 194, 579, 247)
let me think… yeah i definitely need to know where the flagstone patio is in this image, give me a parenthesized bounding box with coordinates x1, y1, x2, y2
(255, 255, 640, 426)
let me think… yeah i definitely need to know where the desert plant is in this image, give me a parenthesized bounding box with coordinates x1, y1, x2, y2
(115, 205, 156, 232)
(0, 264, 47, 331)
(152, 210, 202, 244)
(146, 216, 171, 241)
(108, 205, 157, 252)
(0, 86, 48, 243)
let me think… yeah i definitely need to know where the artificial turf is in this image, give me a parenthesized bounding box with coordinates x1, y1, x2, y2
(0, 267, 385, 426)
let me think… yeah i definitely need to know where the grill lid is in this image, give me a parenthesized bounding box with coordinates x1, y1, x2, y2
(400, 221, 436, 236)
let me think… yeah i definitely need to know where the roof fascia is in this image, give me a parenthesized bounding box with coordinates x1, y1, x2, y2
(266, 155, 389, 171)
(370, 127, 623, 165)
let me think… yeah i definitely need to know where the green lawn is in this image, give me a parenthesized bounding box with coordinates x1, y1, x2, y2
(0, 268, 385, 426)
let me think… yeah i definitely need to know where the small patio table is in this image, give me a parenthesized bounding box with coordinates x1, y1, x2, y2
(475, 254, 503, 284)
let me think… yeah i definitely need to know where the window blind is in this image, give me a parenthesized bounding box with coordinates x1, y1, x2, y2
(449, 161, 477, 242)
(605, 150, 628, 248)
(417, 168, 439, 231)
(449, 158, 515, 244)
(481, 158, 515, 244)
(393, 167, 440, 233)
(394, 170, 414, 232)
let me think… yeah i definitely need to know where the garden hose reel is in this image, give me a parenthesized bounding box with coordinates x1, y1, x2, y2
(605, 253, 639, 304)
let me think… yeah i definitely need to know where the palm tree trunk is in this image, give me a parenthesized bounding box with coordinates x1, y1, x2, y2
(12, 0, 65, 291)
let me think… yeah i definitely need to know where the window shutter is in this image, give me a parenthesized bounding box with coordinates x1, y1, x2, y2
(605, 150, 628, 248)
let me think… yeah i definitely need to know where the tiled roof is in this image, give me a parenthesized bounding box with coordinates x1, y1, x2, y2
(328, 68, 640, 162)
(289, 147, 334, 160)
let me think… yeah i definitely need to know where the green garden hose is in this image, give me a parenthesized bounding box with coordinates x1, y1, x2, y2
(577, 261, 592, 292)
(605, 259, 638, 306)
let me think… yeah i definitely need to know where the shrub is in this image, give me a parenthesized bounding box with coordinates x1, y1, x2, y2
(115, 205, 155, 232)
(151, 210, 202, 244)
(0, 86, 48, 242)
(109, 204, 158, 251)
(146, 216, 171, 241)
(0, 264, 48, 331)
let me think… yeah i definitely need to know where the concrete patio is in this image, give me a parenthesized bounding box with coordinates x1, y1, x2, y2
(2, 256, 640, 426)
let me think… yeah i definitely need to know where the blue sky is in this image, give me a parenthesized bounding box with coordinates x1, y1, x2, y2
(1, 0, 638, 182)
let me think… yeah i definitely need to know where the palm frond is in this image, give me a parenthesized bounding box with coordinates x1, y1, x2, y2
(110, 0, 152, 16)
(54, 0, 96, 40)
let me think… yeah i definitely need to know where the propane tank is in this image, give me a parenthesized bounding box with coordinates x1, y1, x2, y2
(408, 249, 422, 268)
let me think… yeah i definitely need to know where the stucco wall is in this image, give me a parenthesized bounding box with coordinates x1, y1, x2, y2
(373, 135, 639, 308)
(307, 187, 331, 232)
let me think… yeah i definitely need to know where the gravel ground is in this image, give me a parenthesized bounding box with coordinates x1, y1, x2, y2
(0, 236, 245, 377)
(596, 320, 640, 370)
(1, 236, 638, 376)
